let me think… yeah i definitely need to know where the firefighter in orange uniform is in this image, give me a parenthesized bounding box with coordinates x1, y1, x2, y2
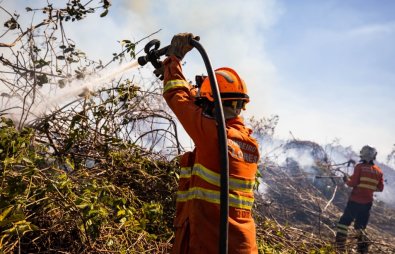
(335, 145, 384, 253)
(156, 33, 259, 253)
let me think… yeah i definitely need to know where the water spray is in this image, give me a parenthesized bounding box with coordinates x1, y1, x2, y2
(26, 61, 140, 120)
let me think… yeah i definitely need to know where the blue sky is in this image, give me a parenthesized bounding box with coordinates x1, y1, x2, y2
(263, 0, 395, 161)
(2, 0, 394, 161)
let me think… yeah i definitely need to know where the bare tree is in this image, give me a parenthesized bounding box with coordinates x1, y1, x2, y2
(0, 1, 110, 126)
(0, 1, 182, 156)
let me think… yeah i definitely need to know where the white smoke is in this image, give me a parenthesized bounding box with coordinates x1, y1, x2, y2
(256, 136, 395, 207)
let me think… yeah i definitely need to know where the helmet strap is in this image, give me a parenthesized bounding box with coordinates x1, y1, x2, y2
(199, 100, 215, 118)
(222, 106, 240, 119)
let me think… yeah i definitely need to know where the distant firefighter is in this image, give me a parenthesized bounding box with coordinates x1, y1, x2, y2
(335, 145, 384, 253)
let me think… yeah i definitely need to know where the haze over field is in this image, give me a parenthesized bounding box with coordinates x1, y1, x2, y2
(2, 0, 394, 162)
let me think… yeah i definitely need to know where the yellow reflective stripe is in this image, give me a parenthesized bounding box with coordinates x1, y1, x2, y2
(360, 177, 379, 185)
(336, 223, 349, 235)
(229, 194, 253, 210)
(163, 79, 189, 93)
(337, 223, 348, 230)
(176, 187, 254, 210)
(192, 163, 254, 193)
(180, 167, 191, 178)
(357, 183, 377, 190)
(336, 228, 348, 235)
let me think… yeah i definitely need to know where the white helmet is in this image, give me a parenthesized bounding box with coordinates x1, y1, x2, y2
(360, 145, 377, 162)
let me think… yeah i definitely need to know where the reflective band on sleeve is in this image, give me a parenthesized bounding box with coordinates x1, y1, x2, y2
(192, 163, 255, 193)
(176, 187, 254, 210)
(163, 79, 189, 93)
(180, 167, 191, 178)
(357, 183, 377, 190)
(360, 177, 379, 185)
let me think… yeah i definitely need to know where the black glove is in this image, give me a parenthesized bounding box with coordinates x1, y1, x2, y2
(342, 174, 348, 183)
(167, 33, 196, 60)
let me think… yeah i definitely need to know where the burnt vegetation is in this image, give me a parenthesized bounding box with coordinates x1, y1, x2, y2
(1, 1, 395, 253)
(254, 138, 395, 253)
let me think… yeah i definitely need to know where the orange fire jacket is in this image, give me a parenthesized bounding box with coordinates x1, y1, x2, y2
(162, 55, 260, 254)
(346, 162, 384, 204)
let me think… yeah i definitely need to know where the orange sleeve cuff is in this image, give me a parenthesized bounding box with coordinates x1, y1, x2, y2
(163, 55, 186, 84)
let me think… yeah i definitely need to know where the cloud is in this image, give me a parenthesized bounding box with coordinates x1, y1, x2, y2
(347, 22, 395, 37)
(119, 0, 283, 116)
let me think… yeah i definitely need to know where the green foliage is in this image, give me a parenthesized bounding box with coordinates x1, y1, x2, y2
(124, 41, 136, 58)
(113, 40, 137, 60)
(0, 117, 176, 253)
(0, 119, 43, 251)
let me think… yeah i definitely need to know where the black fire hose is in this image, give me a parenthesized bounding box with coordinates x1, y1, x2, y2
(190, 39, 229, 254)
(138, 38, 229, 254)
